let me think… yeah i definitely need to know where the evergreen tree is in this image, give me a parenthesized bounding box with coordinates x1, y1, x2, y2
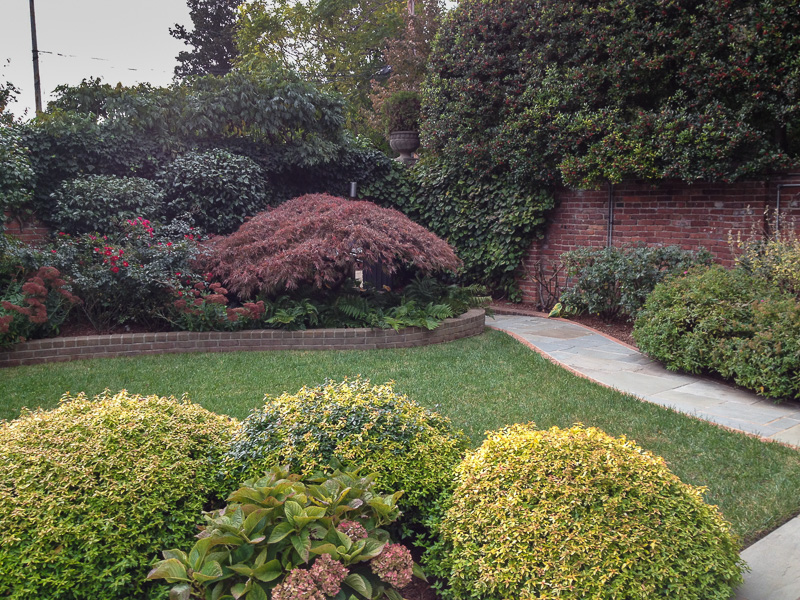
(171, 0, 240, 78)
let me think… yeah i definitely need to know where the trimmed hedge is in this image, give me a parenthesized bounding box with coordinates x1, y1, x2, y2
(158, 150, 271, 235)
(423, 423, 744, 600)
(0, 390, 237, 600)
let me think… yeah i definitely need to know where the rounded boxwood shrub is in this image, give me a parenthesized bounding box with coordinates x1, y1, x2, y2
(158, 149, 271, 235)
(0, 390, 238, 600)
(223, 378, 470, 529)
(423, 423, 744, 600)
(715, 294, 800, 400)
(49, 174, 165, 235)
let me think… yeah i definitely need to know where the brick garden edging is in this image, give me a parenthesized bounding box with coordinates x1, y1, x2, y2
(0, 309, 486, 368)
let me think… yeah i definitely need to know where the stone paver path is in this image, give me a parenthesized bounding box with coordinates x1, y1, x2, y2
(489, 314, 800, 447)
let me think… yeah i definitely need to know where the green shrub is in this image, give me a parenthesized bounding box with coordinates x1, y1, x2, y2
(159, 150, 271, 235)
(634, 265, 800, 401)
(560, 244, 713, 319)
(733, 231, 800, 298)
(0, 124, 35, 221)
(223, 378, 469, 530)
(632, 265, 759, 374)
(0, 390, 238, 600)
(423, 423, 744, 600)
(149, 466, 421, 600)
(382, 90, 421, 134)
(715, 295, 800, 400)
(49, 175, 165, 235)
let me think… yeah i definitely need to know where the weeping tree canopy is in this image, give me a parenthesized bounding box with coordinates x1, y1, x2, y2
(200, 193, 463, 297)
(423, 0, 800, 188)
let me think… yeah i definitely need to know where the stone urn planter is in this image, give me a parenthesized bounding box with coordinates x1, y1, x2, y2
(389, 130, 420, 165)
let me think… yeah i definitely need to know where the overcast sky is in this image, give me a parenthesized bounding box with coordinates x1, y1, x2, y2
(2, 0, 192, 120)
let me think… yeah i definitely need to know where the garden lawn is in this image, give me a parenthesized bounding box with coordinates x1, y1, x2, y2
(2, 328, 799, 547)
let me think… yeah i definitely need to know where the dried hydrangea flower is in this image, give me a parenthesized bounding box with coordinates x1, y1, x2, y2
(310, 554, 349, 596)
(370, 543, 413, 588)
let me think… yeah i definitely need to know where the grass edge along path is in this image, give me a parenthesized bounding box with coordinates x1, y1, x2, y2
(2, 328, 799, 547)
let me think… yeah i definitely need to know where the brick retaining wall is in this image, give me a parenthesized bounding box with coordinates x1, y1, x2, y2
(519, 175, 800, 306)
(0, 309, 486, 368)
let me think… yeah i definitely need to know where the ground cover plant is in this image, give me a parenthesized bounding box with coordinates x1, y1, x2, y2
(0, 390, 237, 600)
(2, 330, 800, 549)
(424, 423, 744, 599)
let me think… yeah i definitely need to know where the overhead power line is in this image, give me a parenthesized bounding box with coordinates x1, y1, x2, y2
(37, 50, 173, 75)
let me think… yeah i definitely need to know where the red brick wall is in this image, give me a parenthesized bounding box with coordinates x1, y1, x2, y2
(519, 175, 800, 307)
(3, 212, 51, 245)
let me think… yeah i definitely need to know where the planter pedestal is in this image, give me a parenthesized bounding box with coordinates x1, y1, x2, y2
(389, 131, 420, 166)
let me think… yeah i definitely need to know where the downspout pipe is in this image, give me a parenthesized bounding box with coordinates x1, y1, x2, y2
(607, 182, 614, 248)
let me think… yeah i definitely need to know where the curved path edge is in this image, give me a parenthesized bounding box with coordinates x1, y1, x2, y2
(0, 309, 486, 368)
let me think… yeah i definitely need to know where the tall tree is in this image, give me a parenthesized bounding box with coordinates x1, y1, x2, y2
(366, 0, 442, 132)
(236, 0, 407, 119)
(171, 0, 241, 78)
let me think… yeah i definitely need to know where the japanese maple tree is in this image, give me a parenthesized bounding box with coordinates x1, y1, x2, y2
(200, 193, 462, 298)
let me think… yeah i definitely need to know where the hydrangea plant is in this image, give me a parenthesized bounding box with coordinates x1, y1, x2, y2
(148, 466, 423, 600)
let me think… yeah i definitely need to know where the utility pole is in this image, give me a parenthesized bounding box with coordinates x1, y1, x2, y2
(29, 0, 42, 114)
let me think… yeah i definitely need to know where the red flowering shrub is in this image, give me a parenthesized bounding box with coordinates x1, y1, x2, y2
(200, 193, 462, 298)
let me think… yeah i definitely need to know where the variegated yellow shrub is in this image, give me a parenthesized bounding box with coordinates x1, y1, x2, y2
(0, 390, 238, 600)
(423, 423, 745, 600)
(733, 229, 800, 298)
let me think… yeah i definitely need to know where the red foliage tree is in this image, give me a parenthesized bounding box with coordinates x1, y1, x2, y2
(199, 193, 462, 298)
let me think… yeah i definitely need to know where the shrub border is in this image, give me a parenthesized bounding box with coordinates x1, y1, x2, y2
(0, 309, 486, 368)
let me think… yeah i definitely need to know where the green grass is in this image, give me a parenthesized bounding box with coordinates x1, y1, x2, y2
(2, 328, 799, 546)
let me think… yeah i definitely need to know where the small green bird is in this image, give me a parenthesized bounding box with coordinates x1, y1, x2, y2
(548, 303, 563, 318)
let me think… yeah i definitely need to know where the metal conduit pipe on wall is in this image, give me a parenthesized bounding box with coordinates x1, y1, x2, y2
(776, 178, 800, 233)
